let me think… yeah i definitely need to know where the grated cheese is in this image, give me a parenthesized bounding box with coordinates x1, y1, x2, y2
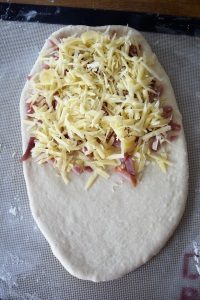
(85, 172, 98, 190)
(24, 29, 174, 188)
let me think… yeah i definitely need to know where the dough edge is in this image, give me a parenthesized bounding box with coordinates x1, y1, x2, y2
(20, 25, 189, 282)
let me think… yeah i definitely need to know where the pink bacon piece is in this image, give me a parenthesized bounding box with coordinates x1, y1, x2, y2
(27, 75, 32, 80)
(123, 155, 136, 176)
(21, 137, 35, 161)
(42, 64, 50, 70)
(116, 155, 137, 186)
(169, 120, 181, 131)
(26, 103, 34, 114)
(49, 39, 59, 50)
(73, 165, 93, 175)
(162, 105, 173, 118)
(84, 166, 93, 172)
(73, 166, 83, 175)
(115, 166, 137, 187)
(149, 80, 163, 103)
(167, 120, 181, 141)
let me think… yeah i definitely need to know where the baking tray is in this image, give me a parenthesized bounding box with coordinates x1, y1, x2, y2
(0, 4, 200, 300)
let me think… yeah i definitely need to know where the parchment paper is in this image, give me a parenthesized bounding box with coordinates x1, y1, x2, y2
(0, 20, 200, 300)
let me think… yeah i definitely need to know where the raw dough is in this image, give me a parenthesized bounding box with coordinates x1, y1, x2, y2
(20, 25, 188, 282)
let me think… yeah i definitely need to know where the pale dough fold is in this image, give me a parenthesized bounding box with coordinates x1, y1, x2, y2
(20, 26, 188, 282)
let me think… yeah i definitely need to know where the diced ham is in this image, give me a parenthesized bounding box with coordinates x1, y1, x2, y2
(42, 64, 50, 70)
(115, 155, 137, 186)
(166, 120, 181, 141)
(169, 135, 179, 141)
(123, 155, 136, 176)
(27, 75, 32, 80)
(26, 103, 34, 114)
(73, 166, 83, 175)
(130, 174, 137, 186)
(52, 99, 57, 110)
(52, 53, 59, 60)
(149, 80, 163, 103)
(115, 166, 137, 187)
(82, 147, 94, 159)
(150, 79, 156, 88)
(148, 92, 155, 103)
(128, 44, 142, 57)
(111, 133, 121, 148)
(84, 166, 93, 172)
(48, 158, 55, 166)
(87, 153, 94, 160)
(77, 141, 82, 146)
(73, 165, 93, 174)
(162, 105, 173, 118)
(49, 39, 59, 50)
(166, 130, 179, 141)
(154, 85, 163, 97)
(149, 136, 161, 152)
(129, 44, 138, 57)
(21, 137, 35, 161)
(169, 120, 181, 131)
(149, 80, 156, 102)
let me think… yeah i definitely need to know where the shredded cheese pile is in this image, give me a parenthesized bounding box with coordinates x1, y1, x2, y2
(24, 30, 174, 189)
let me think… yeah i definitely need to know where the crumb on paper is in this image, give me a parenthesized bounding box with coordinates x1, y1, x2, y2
(33, 225, 39, 232)
(9, 206, 17, 216)
(111, 185, 115, 192)
(193, 241, 200, 275)
(23, 10, 37, 22)
(111, 180, 124, 192)
(12, 151, 16, 158)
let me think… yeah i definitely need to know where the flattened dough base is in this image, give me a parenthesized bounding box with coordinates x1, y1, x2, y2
(20, 25, 188, 282)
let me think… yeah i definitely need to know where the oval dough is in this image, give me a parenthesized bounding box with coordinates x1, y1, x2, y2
(20, 25, 188, 282)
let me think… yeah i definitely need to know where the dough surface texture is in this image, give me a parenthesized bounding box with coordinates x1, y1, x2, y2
(20, 25, 188, 282)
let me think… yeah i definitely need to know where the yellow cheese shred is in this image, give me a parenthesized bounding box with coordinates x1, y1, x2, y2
(85, 173, 98, 190)
(24, 29, 175, 189)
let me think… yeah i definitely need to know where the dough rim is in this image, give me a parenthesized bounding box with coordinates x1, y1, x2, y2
(20, 25, 189, 282)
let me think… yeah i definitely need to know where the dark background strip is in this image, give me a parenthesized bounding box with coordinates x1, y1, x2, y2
(0, 3, 200, 36)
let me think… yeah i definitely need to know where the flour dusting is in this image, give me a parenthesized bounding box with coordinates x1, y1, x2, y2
(9, 206, 17, 216)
